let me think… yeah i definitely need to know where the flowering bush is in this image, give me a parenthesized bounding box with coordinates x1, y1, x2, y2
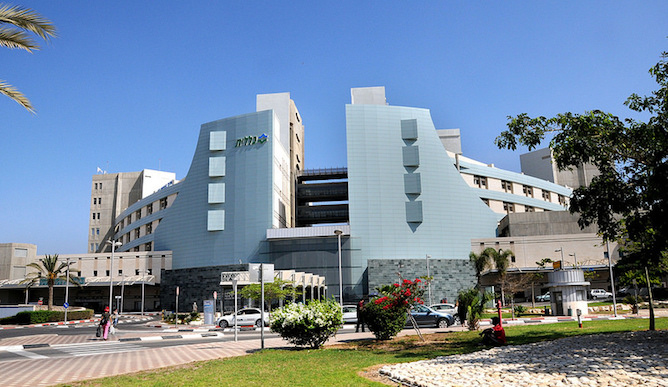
(269, 299, 343, 349)
(363, 278, 428, 340)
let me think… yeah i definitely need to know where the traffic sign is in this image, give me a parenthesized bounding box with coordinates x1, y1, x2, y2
(63, 302, 69, 309)
(37, 299, 43, 305)
(213, 291, 217, 300)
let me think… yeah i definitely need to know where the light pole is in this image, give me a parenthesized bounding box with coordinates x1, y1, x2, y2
(106, 239, 122, 310)
(334, 229, 343, 306)
(426, 254, 433, 306)
(555, 247, 564, 266)
(64, 257, 70, 323)
(568, 253, 578, 268)
(141, 269, 146, 316)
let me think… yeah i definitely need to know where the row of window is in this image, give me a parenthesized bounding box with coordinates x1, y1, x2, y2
(90, 268, 154, 277)
(92, 197, 103, 205)
(91, 228, 100, 237)
(473, 175, 567, 205)
(91, 212, 101, 220)
(118, 198, 168, 229)
(94, 182, 103, 190)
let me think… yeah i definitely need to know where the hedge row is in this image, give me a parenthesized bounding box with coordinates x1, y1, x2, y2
(0, 309, 94, 325)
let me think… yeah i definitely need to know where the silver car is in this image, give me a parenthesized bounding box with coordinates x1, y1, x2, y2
(216, 308, 269, 328)
(342, 305, 358, 324)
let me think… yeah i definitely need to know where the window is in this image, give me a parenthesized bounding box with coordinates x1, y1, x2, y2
(482, 198, 489, 206)
(135, 210, 141, 221)
(542, 191, 551, 201)
(525, 206, 535, 212)
(502, 180, 514, 193)
(145, 242, 152, 251)
(99, 183, 102, 189)
(92, 213, 96, 220)
(134, 228, 140, 239)
(146, 223, 152, 234)
(91, 228, 95, 236)
(523, 185, 533, 197)
(96, 228, 100, 235)
(90, 243, 94, 251)
(503, 202, 515, 213)
(135, 269, 140, 275)
(105, 270, 110, 276)
(118, 270, 122, 276)
(148, 268, 153, 275)
(93, 198, 97, 205)
(98, 198, 102, 205)
(147, 203, 153, 215)
(558, 194, 567, 206)
(160, 198, 168, 210)
(94, 183, 98, 190)
(93, 270, 98, 276)
(473, 175, 487, 189)
(134, 246, 140, 252)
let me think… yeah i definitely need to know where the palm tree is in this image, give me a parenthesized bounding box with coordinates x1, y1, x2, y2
(0, 3, 56, 112)
(470, 248, 514, 304)
(24, 254, 80, 310)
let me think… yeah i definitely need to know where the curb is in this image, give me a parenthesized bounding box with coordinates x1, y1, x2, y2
(0, 316, 154, 330)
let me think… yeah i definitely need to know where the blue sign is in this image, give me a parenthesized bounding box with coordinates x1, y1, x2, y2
(63, 302, 69, 309)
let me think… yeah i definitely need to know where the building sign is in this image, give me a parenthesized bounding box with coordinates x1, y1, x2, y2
(235, 133, 268, 147)
(39, 278, 86, 286)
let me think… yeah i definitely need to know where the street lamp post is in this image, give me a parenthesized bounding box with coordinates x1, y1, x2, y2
(555, 247, 565, 266)
(106, 239, 122, 310)
(64, 257, 70, 323)
(568, 253, 578, 268)
(606, 240, 618, 317)
(426, 254, 433, 306)
(334, 229, 343, 306)
(141, 269, 145, 316)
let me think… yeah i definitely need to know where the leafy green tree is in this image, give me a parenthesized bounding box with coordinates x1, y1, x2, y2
(457, 287, 493, 331)
(239, 278, 295, 311)
(496, 50, 668, 329)
(0, 3, 56, 112)
(23, 254, 80, 311)
(469, 250, 490, 287)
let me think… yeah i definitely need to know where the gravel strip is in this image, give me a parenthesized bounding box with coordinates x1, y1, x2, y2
(380, 331, 668, 386)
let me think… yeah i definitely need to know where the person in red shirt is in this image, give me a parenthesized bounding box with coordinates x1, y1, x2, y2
(481, 317, 506, 346)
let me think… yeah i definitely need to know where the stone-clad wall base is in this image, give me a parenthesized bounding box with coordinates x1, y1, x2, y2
(367, 259, 476, 303)
(160, 265, 246, 312)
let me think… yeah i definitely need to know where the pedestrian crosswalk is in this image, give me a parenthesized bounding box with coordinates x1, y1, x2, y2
(52, 341, 145, 357)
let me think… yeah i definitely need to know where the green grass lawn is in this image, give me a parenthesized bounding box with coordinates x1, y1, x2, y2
(65, 318, 667, 387)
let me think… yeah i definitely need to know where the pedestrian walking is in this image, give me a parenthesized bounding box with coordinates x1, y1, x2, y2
(100, 306, 111, 340)
(355, 299, 366, 332)
(110, 308, 119, 335)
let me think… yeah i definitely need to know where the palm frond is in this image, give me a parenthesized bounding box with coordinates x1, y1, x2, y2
(0, 27, 38, 51)
(0, 4, 56, 41)
(0, 79, 34, 112)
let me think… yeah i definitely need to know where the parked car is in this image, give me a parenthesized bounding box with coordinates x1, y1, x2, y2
(535, 292, 550, 302)
(590, 289, 613, 299)
(342, 305, 358, 324)
(216, 308, 269, 328)
(429, 303, 457, 315)
(406, 304, 454, 328)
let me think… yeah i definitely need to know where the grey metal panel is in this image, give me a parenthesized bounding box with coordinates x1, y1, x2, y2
(401, 119, 418, 140)
(404, 173, 422, 194)
(405, 201, 423, 223)
(402, 146, 420, 166)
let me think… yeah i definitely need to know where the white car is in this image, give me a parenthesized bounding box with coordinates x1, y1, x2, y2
(342, 305, 358, 324)
(216, 308, 269, 328)
(429, 303, 456, 315)
(590, 289, 613, 299)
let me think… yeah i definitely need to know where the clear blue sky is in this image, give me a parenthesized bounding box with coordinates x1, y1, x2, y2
(2, 1, 666, 254)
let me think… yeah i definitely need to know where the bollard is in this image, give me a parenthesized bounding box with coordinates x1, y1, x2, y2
(576, 309, 582, 328)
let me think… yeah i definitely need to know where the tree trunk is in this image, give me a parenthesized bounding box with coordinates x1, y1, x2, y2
(48, 281, 54, 311)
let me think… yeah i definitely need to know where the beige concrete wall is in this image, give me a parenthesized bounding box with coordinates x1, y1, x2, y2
(0, 243, 37, 280)
(471, 233, 618, 271)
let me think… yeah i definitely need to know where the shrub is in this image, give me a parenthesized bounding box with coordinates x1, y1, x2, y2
(270, 299, 343, 349)
(0, 309, 94, 325)
(458, 288, 492, 331)
(514, 305, 527, 316)
(363, 278, 428, 340)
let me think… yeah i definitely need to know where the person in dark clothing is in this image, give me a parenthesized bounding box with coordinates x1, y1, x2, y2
(355, 299, 366, 332)
(100, 306, 111, 340)
(480, 316, 506, 346)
